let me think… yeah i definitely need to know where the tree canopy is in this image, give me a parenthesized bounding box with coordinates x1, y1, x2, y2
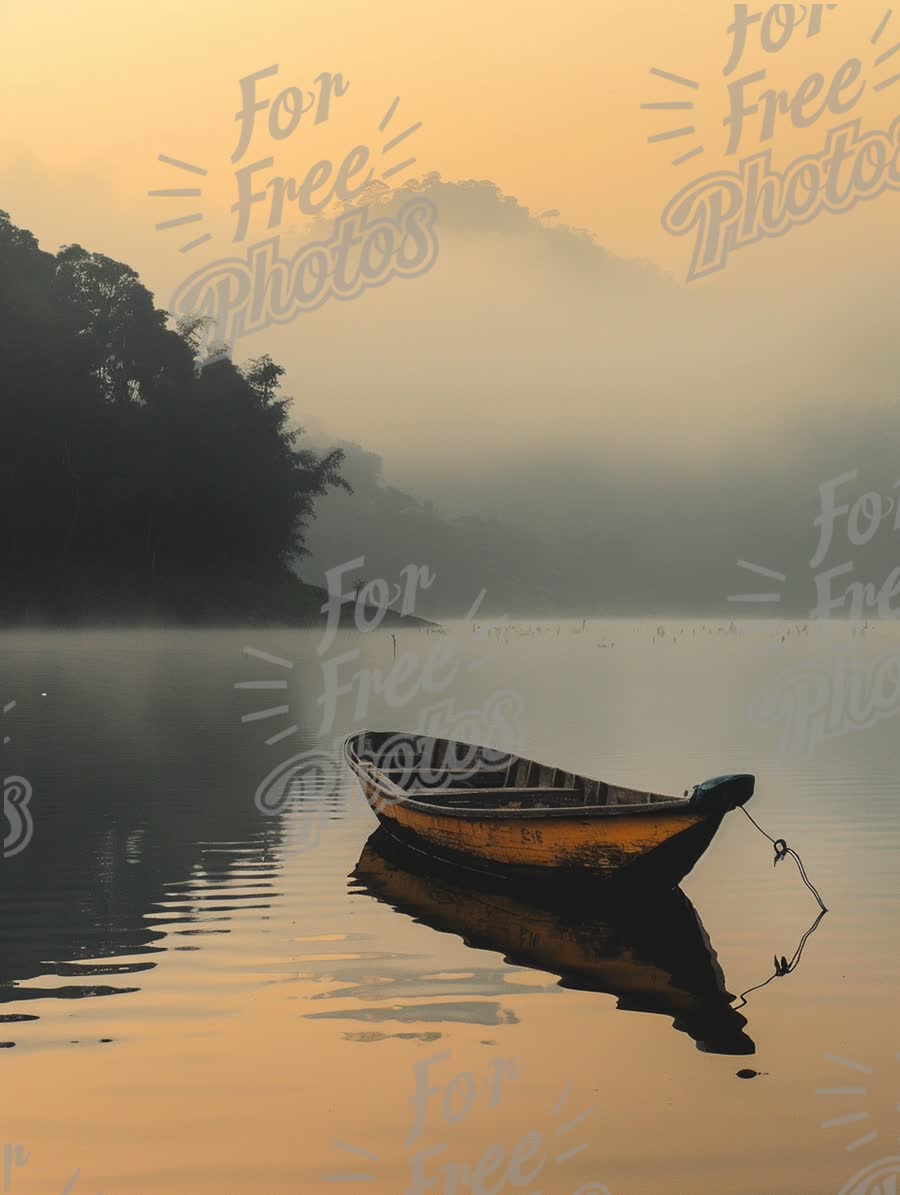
(0, 211, 347, 622)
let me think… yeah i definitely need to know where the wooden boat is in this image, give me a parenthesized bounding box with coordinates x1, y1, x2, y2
(344, 731, 755, 889)
(353, 828, 756, 1055)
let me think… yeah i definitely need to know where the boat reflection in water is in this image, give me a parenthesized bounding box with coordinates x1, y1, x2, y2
(352, 829, 756, 1056)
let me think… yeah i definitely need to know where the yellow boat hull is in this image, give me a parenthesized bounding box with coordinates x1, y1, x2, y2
(363, 775, 707, 867)
(345, 731, 753, 888)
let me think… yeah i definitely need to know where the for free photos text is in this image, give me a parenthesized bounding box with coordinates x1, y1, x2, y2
(736, 469, 900, 754)
(733, 468, 900, 619)
(326, 1051, 611, 1194)
(649, 3, 900, 278)
(2, 699, 33, 860)
(160, 65, 439, 355)
(316, 557, 511, 737)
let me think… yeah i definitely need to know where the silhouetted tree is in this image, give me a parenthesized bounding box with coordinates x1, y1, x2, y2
(0, 211, 348, 622)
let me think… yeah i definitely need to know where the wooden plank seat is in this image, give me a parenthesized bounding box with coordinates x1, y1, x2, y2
(375, 768, 516, 791)
(377, 768, 509, 775)
(406, 786, 585, 810)
(402, 785, 668, 810)
(413, 786, 581, 795)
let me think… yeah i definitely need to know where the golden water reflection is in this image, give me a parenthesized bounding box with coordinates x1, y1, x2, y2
(351, 829, 756, 1056)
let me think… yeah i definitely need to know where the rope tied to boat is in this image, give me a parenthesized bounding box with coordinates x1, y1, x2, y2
(739, 805, 828, 913)
(734, 905, 827, 1008)
(733, 806, 829, 1009)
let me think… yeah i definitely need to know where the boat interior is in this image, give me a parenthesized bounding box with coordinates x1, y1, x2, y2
(347, 731, 685, 811)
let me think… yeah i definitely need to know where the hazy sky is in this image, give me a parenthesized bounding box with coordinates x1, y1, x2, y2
(4, 0, 900, 606)
(6, 0, 898, 263)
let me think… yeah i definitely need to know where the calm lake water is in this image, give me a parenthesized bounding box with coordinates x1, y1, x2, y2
(0, 620, 897, 1194)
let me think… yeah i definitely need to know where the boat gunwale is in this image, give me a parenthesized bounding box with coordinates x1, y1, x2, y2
(363, 779, 694, 820)
(343, 734, 696, 822)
